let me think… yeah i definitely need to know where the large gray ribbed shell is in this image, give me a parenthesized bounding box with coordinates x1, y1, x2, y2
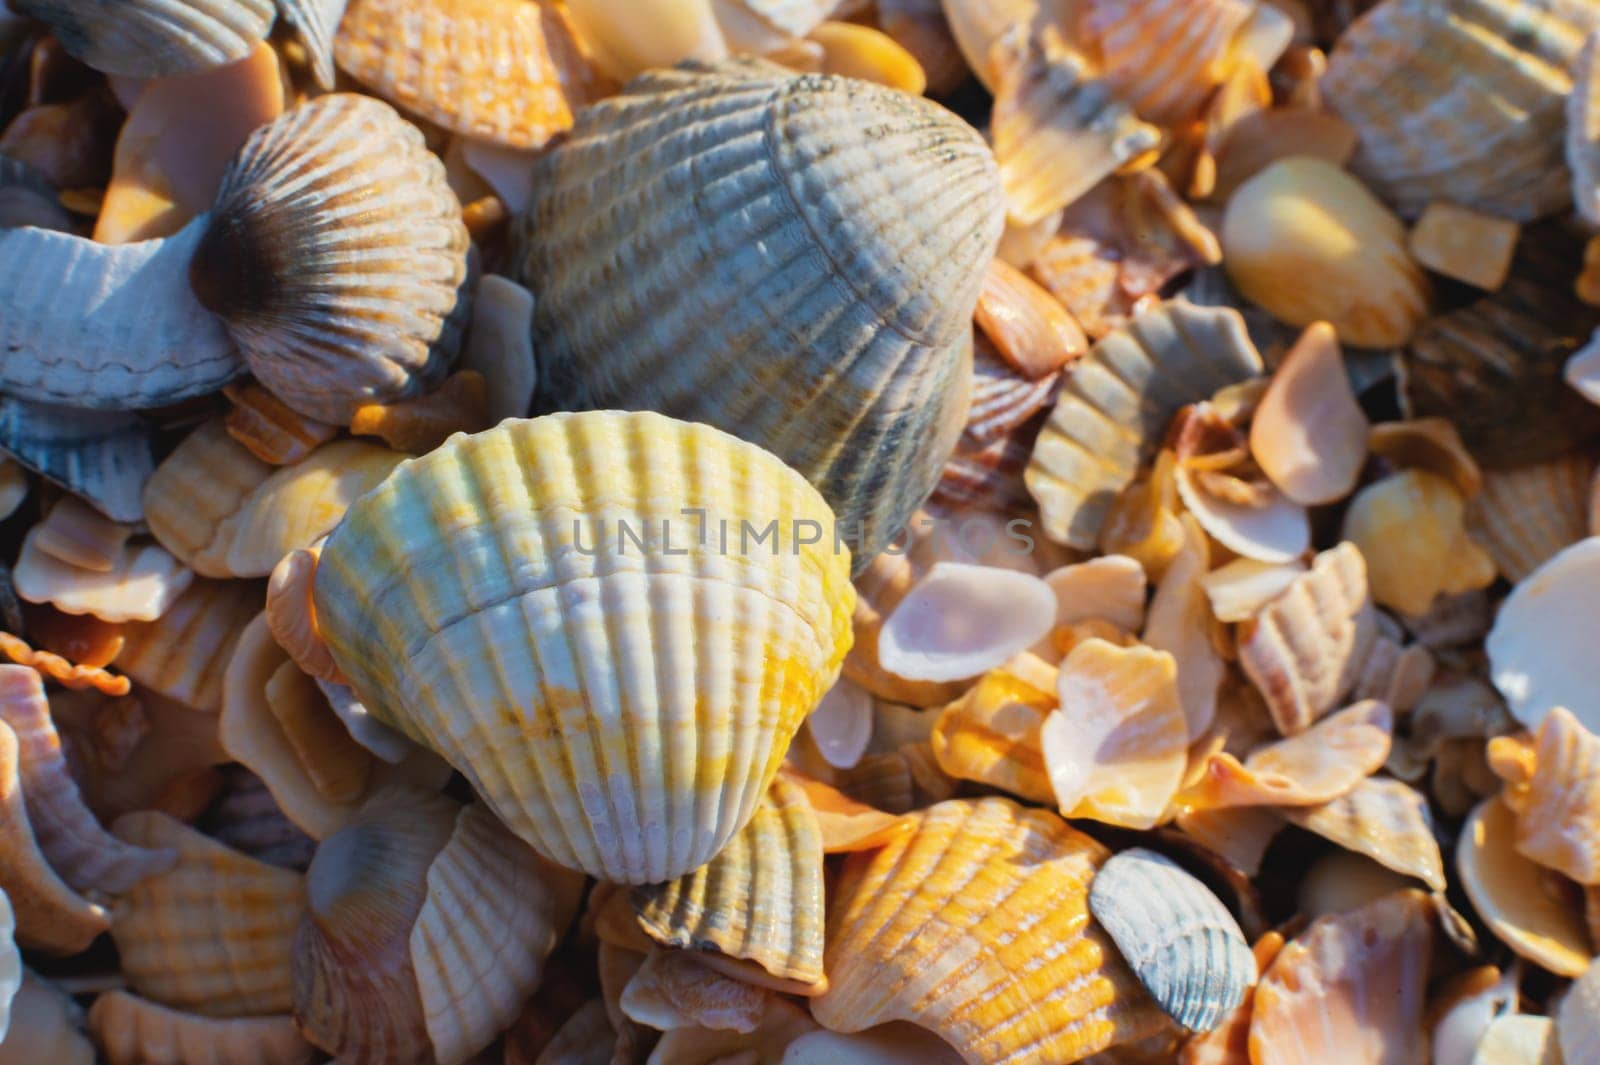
(13, 0, 275, 78)
(514, 59, 1003, 567)
(1088, 847, 1256, 1034)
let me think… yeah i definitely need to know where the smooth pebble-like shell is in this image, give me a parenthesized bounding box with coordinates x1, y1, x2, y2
(459, 275, 537, 425)
(1572, 30, 1600, 226)
(313, 412, 854, 884)
(12, 0, 275, 77)
(1249, 321, 1368, 506)
(1026, 298, 1264, 550)
(0, 397, 155, 524)
(813, 797, 1165, 1064)
(806, 676, 873, 770)
(1088, 848, 1255, 1033)
(1341, 469, 1498, 618)
(1488, 706, 1600, 885)
(1486, 536, 1600, 733)
(1280, 776, 1446, 891)
(118, 578, 262, 712)
(515, 59, 1002, 564)
(1465, 454, 1595, 584)
(877, 562, 1055, 683)
(191, 94, 472, 425)
(88, 991, 314, 1065)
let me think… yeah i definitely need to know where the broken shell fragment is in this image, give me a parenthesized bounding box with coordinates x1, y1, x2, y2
(13, 527, 191, 624)
(1222, 157, 1430, 348)
(1486, 537, 1600, 733)
(877, 563, 1055, 683)
(1199, 557, 1304, 624)
(143, 419, 274, 576)
(1342, 470, 1494, 617)
(620, 947, 772, 1034)
(813, 797, 1164, 1063)
(223, 383, 338, 467)
(1173, 460, 1310, 564)
(11, 0, 275, 78)
(1143, 514, 1223, 737)
(930, 658, 1055, 803)
(1487, 706, 1600, 886)
(1088, 848, 1255, 1033)
(1407, 203, 1520, 292)
(1466, 454, 1595, 585)
(32, 497, 131, 574)
(1472, 1015, 1563, 1065)
(118, 578, 262, 713)
(191, 94, 472, 425)
(1249, 321, 1368, 506)
(808, 21, 928, 95)
(1281, 776, 1446, 891)
(0, 154, 73, 230)
(88, 991, 314, 1065)
(940, 0, 1036, 91)
(974, 259, 1087, 380)
(807, 677, 873, 771)
(348, 371, 491, 454)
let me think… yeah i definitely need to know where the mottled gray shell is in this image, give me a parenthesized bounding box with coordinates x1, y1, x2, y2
(514, 58, 1003, 567)
(1088, 847, 1256, 1033)
(13, 0, 275, 78)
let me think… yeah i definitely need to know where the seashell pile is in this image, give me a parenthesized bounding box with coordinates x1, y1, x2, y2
(1, 1, 1599, 1062)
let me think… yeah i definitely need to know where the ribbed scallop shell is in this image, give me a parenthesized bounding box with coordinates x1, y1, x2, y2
(1087, 848, 1255, 1033)
(1237, 542, 1378, 736)
(1489, 706, 1600, 885)
(12, 0, 274, 77)
(278, 0, 347, 89)
(812, 797, 1164, 1064)
(224, 383, 338, 467)
(335, 0, 597, 149)
(110, 811, 305, 1016)
(33, 497, 131, 572)
(1248, 890, 1433, 1065)
(190, 94, 472, 425)
(0, 217, 245, 409)
(1280, 776, 1447, 891)
(118, 579, 263, 712)
(313, 412, 854, 884)
(1572, 31, 1600, 226)
(0, 666, 174, 893)
(1322, 0, 1599, 220)
(88, 991, 314, 1065)
(1465, 454, 1595, 584)
(633, 775, 824, 985)
(1025, 298, 1263, 550)
(0, 397, 155, 524)
(514, 59, 1002, 564)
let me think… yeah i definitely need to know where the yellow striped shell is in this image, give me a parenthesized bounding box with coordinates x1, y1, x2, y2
(313, 412, 854, 883)
(812, 797, 1165, 1063)
(514, 59, 1002, 564)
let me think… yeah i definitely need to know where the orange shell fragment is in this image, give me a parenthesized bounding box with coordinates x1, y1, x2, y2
(0, 631, 129, 696)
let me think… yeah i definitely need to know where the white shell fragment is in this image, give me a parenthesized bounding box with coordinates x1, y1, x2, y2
(807, 677, 874, 770)
(878, 563, 1056, 683)
(1486, 536, 1600, 733)
(0, 218, 245, 409)
(0, 397, 156, 523)
(1088, 848, 1255, 1033)
(1174, 465, 1311, 564)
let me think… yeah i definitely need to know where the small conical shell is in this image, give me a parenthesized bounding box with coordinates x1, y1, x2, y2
(118, 578, 263, 712)
(633, 775, 824, 986)
(11, 0, 275, 77)
(88, 991, 315, 1065)
(1487, 706, 1600, 886)
(1237, 542, 1378, 735)
(1280, 776, 1447, 891)
(514, 59, 1002, 564)
(0, 397, 154, 524)
(313, 412, 854, 884)
(110, 811, 306, 1016)
(1466, 454, 1596, 584)
(190, 94, 472, 425)
(1087, 848, 1255, 1033)
(1026, 298, 1264, 550)
(812, 797, 1165, 1063)
(0, 216, 245, 408)
(1248, 890, 1433, 1065)
(0, 666, 175, 893)
(335, 0, 598, 149)
(1322, 0, 1600, 220)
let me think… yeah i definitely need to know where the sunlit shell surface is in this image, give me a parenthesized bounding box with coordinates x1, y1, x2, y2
(191, 94, 472, 425)
(940, 0, 1037, 91)
(633, 775, 824, 985)
(813, 798, 1164, 1063)
(1237, 542, 1378, 735)
(974, 261, 1086, 382)
(515, 59, 1001, 564)
(335, 0, 597, 149)
(1487, 536, 1600, 733)
(1488, 706, 1600, 886)
(12, 0, 275, 77)
(0, 397, 155, 524)
(1280, 776, 1446, 891)
(110, 811, 306, 1016)
(313, 412, 854, 884)
(143, 419, 274, 576)
(88, 990, 314, 1065)
(1322, 0, 1600, 220)
(1249, 321, 1368, 506)
(118, 578, 263, 713)
(1087, 848, 1255, 1032)
(619, 946, 773, 1033)
(1026, 299, 1264, 550)
(1405, 202, 1521, 292)
(877, 562, 1055, 683)
(1465, 454, 1595, 584)
(1143, 514, 1223, 738)
(931, 661, 1055, 804)
(1248, 890, 1433, 1065)
(13, 526, 191, 624)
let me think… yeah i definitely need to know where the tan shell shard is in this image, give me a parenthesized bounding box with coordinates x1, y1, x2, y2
(1250, 322, 1369, 506)
(1177, 699, 1392, 811)
(89, 991, 314, 1065)
(13, 526, 191, 624)
(191, 94, 472, 426)
(515, 60, 1001, 565)
(620, 948, 772, 1034)
(777, 768, 902, 854)
(143, 419, 275, 577)
(1472, 1015, 1563, 1065)
(1457, 797, 1592, 977)
(1044, 555, 1147, 634)
(335, 0, 597, 149)
(0, 215, 245, 409)
(0, 718, 109, 954)
(1211, 105, 1360, 201)
(1173, 460, 1310, 565)
(1237, 542, 1378, 736)
(813, 797, 1165, 1063)
(1572, 31, 1600, 226)
(931, 664, 1055, 804)
(33, 496, 130, 573)
(1407, 203, 1520, 292)
(1249, 890, 1433, 1065)
(1088, 848, 1255, 1033)
(313, 412, 854, 884)
(119, 579, 262, 712)
(1043, 639, 1188, 828)
(1466, 454, 1595, 584)
(975, 259, 1087, 380)
(110, 811, 305, 1016)
(1144, 514, 1223, 737)
(0, 397, 156, 524)
(1281, 776, 1447, 891)
(459, 275, 537, 426)
(1322, 0, 1599, 220)
(1027, 299, 1264, 550)
(633, 775, 823, 985)
(563, 0, 727, 83)
(223, 383, 338, 467)
(1488, 707, 1600, 885)
(1558, 960, 1600, 1064)
(1199, 557, 1304, 624)
(1222, 157, 1430, 348)
(0, 666, 174, 894)
(989, 21, 1161, 225)
(1487, 537, 1600, 734)
(1174, 805, 1281, 878)
(11, 0, 274, 78)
